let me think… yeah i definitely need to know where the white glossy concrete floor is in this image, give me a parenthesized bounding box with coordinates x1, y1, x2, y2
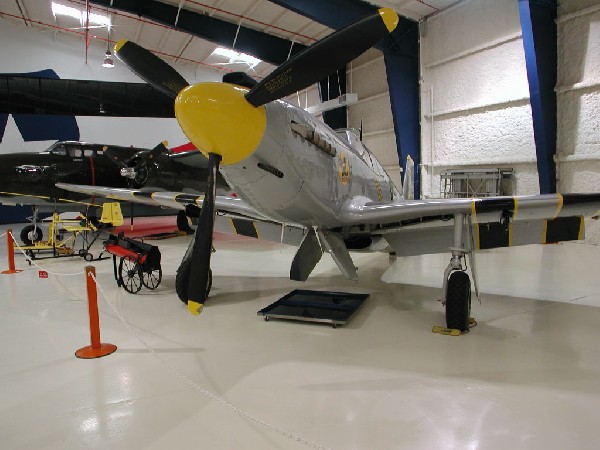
(1, 223, 600, 449)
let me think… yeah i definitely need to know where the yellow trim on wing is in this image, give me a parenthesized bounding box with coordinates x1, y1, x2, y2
(542, 220, 548, 244)
(0, 191, 100, 207)
(552, 194, 563, 219)
(253, 222, 260, 240)
(513, 197, 519, 220)
(578, 217, 585, 240)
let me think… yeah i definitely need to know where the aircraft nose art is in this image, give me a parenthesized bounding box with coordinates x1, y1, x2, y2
(174, 82, 267, 165)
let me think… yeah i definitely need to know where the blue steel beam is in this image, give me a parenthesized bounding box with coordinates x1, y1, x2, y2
(518, 0, 557, 193)
(268, 0, 421, 198)
(90, 0, 306, 65)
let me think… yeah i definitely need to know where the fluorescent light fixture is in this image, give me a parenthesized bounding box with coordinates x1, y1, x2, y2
(51, 2, 111, 27)
(210, 47, 261, 69)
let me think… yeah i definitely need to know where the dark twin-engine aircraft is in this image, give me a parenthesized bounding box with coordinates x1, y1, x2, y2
(58, 8, 600, 333)
(0, 140, 230, 239)
(0, 140, 229, 206)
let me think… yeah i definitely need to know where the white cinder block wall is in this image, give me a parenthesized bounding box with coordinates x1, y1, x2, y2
(347, 49, 402, 188)
(420, 0, 600, 243)
(557, 0, 600, 243)
(420, 0, 538, 199)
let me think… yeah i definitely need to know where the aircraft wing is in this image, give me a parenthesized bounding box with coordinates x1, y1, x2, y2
(340, 194, 600, 224)
(339, 193, 600, 256)
(56, 182, 306, 246)
(56, 183, 268, 221)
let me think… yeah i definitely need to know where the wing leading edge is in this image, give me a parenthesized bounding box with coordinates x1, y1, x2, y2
(55, 183, 267, 221)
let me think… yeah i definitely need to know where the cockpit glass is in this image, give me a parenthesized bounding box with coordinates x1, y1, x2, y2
(51, 145, 67, 156)
(67, 146, 83, 158)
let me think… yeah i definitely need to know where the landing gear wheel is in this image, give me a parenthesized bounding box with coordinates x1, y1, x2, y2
(119, 258, 142, 294)
(142, 266, 162, 290)
(20, 225, 43, 246)
(84, 252, 94, 262)
(176, 210, 194, 233)
(175, 258, 212, 304)
(445, 270, 471, 332)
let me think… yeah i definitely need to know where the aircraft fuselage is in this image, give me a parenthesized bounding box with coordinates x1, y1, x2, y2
(220, 99, 401, 228)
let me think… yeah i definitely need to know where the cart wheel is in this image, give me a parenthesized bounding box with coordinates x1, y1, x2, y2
(119, 258, 142, 294)
(142, 266, 162, 290)
(84, 252, 94, 262)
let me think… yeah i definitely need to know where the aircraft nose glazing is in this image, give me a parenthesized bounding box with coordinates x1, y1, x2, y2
(174, 82, 267, 165)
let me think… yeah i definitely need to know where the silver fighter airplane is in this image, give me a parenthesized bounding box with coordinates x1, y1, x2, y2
(58, 8, 600, 333)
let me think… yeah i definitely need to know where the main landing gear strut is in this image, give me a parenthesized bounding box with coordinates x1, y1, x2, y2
(442, 213, 480, 333)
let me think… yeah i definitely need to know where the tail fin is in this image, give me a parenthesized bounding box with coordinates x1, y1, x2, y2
(402, 155, 414, 200)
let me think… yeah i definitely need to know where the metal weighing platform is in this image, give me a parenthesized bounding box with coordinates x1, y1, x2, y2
(258, 289, 369, 328)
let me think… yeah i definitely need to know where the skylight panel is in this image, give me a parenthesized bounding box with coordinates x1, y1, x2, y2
(210, 47, 261, 69)
(51, 2, 111, 28)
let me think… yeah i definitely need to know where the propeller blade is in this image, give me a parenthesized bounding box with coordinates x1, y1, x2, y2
(187, 152, 222, 314)
(103, 145, 128, 169)
(114, 39, 189, 99)
(245, 8, 398, 107)
(135, 141, 169, 169)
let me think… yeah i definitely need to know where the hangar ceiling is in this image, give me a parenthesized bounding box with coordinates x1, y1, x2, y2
(0, 0, 462, 80)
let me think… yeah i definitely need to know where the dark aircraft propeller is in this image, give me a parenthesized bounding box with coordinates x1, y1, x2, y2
(104, 141, 169, 188)
(114, 8, 399, 314)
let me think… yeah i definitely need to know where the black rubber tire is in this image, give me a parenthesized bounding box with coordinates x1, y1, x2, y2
(176, 210, 194, 233)
(142, 266, 162, 290)
(119, 258, 143, 294)
(175, 258, 212, 304)
(445, 270, 471, 332)
(20, 225, 43, 246)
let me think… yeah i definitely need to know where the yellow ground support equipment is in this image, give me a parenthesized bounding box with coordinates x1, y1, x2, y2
(16, 202, 124, 262)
